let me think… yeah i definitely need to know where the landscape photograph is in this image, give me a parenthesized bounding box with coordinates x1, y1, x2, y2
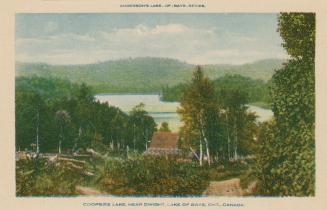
(15, 13, 315, 197)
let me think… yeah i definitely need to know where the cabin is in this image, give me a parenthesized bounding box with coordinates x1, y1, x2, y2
(144, 132, 181, 156)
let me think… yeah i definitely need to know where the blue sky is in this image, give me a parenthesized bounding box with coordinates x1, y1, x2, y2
(16, 13, 288, 65)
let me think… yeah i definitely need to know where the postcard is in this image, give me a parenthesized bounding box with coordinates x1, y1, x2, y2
(0, 0, 327, 210)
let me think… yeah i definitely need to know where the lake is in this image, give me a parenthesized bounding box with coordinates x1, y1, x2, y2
(95, 94, 273, 132)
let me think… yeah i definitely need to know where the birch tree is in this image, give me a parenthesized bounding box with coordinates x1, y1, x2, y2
(55, 110, 71, 154)
(178, 66, 220, 166)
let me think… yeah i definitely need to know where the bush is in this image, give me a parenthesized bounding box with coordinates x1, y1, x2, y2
(96, 156, 209, 196)
(255, 121, 315, 196)
(208, 160, 250, 181)
(16, 157, 85, 196)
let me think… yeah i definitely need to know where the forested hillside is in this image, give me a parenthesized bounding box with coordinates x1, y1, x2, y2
(16, 57, 283, 93)
(162, 74, 271, 108)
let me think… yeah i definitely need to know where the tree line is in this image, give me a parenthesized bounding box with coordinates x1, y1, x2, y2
(162, 74, 271, 108)
(16, 77, 157, 154)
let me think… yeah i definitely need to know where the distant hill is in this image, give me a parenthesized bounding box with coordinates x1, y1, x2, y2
(16, 57, 284, 93)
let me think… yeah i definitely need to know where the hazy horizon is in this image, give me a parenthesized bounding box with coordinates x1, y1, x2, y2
(15, 56, 285, 66)
(16, 13, 288, 65)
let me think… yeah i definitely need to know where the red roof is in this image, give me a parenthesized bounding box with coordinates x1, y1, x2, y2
(149, 132, 179, 149)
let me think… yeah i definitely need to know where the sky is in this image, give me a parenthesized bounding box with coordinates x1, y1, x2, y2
(16, 13, 288, 65)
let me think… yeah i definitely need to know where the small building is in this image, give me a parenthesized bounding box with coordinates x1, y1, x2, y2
(144, 132, 181, 156)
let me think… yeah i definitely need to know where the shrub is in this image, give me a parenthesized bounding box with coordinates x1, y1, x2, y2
(208, 160, 250, 181)
(16, 156, 85, 196)
(255, 120, 314, 196)
(96, 156, 209, 196)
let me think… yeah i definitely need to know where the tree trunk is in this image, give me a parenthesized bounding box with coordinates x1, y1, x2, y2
(226, 113, 231, 161)
(145, 129, 148, 150)
(74, 126, 82, 152)
(227, 132, 231, 161)
(233, 118, 238, 160)
(133, 123, 136, 152)
(199, 116, 210, 166)
(190, 147, 200, 161)
(203, 136, 211, 166)
(59, 125, 63, 154)
(199, 139, 203, 166)
(36, 108, 40, 154)
(234, 126, 238, 160)
(58, 139, 62, 154)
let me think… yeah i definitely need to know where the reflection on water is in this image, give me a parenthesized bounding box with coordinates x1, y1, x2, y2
(95, 94, 273, 132)
(96, 94, 179, 113)
(247, 105, 274, 122)
(96, 94, 182, 131)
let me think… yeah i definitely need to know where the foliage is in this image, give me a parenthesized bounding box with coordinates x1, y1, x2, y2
(278, 13, 315, 60)
(55, 110, 71, 154)
(208, 160, 250, 181)
(15, 76, 78, 100)
(218, 89, 258, 159)
(159, 122, 171, 132)
(178, 67, 258, 165)
(178, 66, 222, 166)
(161, 84, 186, 102)
(96, 156, 209, 196)
(162, 74, 272, 108)
(256, 13, 315, 196)
(129, 103, 157, 151)
(15, 76, 156, 154)
(16, 157, 84, 196)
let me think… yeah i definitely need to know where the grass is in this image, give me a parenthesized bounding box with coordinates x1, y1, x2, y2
(95, 156, 209, 196)
(16, 154, 257, 196)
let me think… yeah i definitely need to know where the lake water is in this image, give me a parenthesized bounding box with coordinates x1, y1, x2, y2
(95, 94, 273, 132)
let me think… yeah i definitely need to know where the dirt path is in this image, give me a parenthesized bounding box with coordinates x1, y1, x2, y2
(75, 185, 106, 195)
(203, 178, 244, 196)
(76, 179, 256, 196)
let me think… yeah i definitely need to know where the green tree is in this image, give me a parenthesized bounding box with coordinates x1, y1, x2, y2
(178, 66, 221, 166)
(129, 103, 156, 152)
(256, 13, 315, 196)
(159, 122, 171, 132)
(15, 91, 48, 153)
(218, 89, 257, 160)
(55, 110, 71, 154)
(15, 77, 157, 156)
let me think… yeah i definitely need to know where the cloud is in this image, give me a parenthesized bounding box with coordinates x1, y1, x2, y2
(16, 23, 287, 65)
(151, 24, 189, 34)
(109, 24, 189, 37)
